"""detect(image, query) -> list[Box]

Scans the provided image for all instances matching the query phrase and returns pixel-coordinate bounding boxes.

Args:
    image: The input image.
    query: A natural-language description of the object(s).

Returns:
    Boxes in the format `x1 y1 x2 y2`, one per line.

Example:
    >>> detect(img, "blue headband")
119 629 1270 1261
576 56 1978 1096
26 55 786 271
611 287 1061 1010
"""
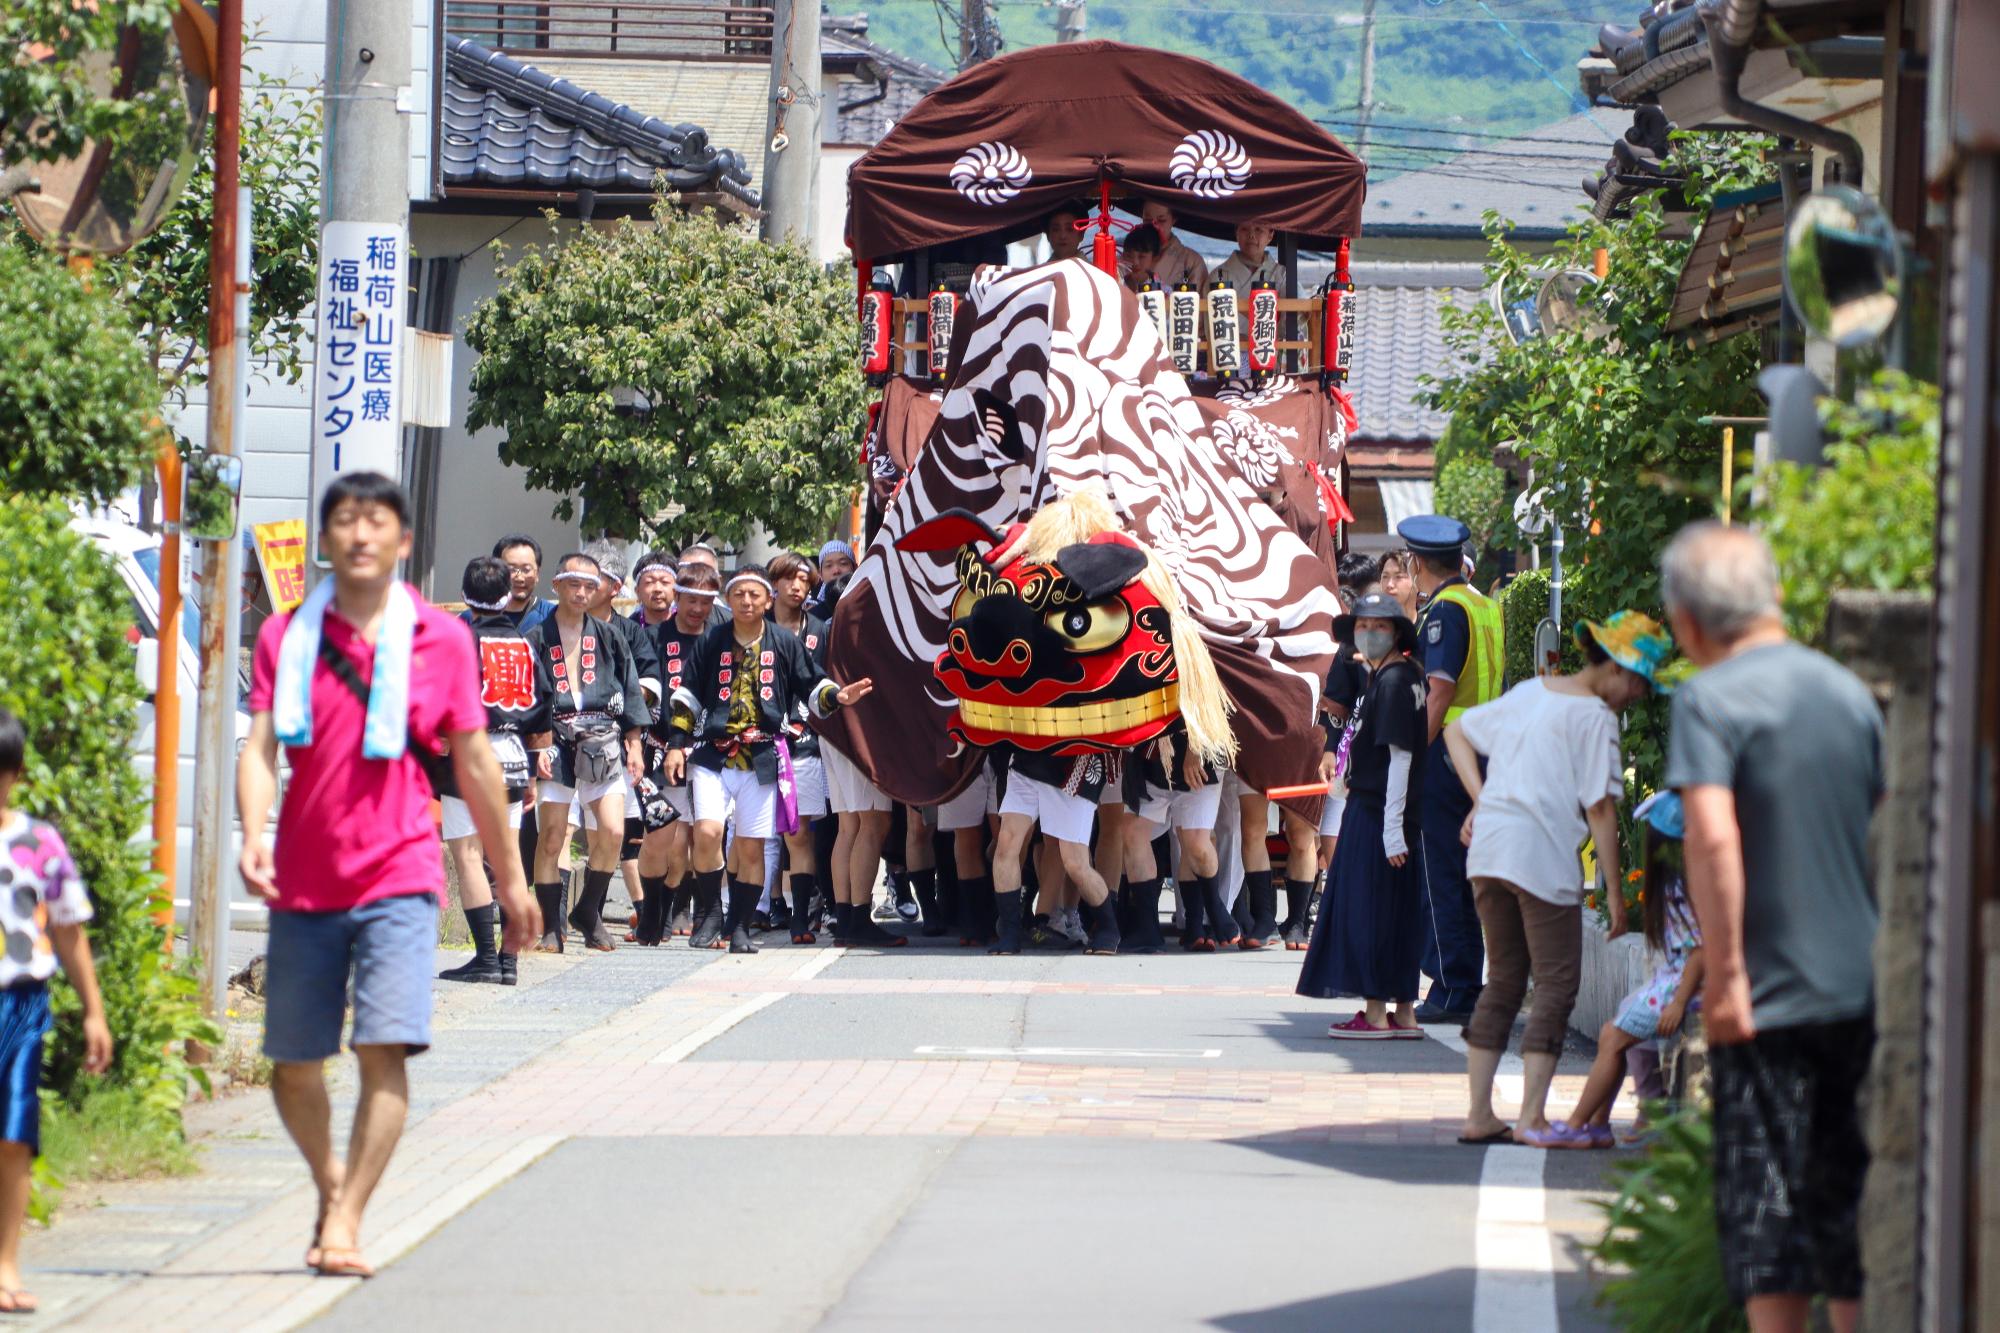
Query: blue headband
819 540 855 565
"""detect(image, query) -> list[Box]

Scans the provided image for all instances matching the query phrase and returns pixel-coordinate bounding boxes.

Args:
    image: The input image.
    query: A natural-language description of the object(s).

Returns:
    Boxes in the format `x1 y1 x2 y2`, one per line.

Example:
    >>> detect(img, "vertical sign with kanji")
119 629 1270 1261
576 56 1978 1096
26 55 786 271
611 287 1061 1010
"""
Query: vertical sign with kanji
308 221 405 562
251 519 309 611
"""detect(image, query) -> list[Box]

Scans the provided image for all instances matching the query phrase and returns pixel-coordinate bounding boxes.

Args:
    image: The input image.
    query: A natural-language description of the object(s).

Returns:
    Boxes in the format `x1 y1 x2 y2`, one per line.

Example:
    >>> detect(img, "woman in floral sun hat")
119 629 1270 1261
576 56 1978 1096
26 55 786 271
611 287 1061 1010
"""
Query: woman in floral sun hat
1440 609 1672 1146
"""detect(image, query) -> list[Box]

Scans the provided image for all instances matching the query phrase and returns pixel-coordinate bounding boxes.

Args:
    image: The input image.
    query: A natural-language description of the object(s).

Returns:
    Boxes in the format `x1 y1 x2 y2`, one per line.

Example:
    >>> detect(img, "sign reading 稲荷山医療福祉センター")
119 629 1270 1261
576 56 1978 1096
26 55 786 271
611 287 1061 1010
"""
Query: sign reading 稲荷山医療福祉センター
308 221 404 563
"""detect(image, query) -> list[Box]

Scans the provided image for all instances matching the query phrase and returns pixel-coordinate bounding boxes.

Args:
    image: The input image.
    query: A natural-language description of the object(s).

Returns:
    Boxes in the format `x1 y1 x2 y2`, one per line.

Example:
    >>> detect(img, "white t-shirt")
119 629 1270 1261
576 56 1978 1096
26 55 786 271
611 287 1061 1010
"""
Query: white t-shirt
1457 679 1624 906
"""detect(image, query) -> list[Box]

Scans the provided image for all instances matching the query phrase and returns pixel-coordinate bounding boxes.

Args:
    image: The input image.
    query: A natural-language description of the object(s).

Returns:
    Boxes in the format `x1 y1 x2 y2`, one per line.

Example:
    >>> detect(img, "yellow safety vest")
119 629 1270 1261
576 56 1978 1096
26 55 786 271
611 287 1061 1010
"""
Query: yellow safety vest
1424 582 1503 723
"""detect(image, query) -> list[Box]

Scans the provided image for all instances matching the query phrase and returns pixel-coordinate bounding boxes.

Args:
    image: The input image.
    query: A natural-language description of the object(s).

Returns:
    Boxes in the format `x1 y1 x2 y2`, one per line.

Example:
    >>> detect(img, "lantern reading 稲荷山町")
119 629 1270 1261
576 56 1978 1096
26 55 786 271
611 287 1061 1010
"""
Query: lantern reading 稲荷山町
860 288 892 375
1138 282 1168 344
929 285 958 381
1168 284 1199 375
1207 281 1242 376
1247 286 1279 373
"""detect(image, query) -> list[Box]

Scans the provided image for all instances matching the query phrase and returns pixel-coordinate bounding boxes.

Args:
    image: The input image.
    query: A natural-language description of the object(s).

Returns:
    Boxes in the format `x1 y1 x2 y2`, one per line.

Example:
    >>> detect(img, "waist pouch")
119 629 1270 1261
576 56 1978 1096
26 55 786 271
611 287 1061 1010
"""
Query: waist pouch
557 714 624 787
489 732 531 789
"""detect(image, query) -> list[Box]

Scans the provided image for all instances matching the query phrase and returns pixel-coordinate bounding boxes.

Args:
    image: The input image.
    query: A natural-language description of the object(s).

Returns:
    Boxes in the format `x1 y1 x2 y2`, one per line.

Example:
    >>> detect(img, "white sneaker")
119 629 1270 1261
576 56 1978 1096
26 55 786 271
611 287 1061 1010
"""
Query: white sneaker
1054 908 1086 944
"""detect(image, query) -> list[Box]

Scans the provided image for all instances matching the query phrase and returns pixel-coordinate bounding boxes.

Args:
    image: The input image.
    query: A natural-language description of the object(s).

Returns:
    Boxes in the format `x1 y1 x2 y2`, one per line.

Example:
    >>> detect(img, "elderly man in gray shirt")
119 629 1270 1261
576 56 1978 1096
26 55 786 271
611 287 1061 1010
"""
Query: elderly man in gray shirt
1661 521 1882 1333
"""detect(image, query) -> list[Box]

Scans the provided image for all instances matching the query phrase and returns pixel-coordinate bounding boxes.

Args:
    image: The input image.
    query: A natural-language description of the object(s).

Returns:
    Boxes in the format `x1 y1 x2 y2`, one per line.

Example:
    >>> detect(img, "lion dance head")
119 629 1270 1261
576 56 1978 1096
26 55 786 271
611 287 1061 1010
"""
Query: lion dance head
895 486 1236 768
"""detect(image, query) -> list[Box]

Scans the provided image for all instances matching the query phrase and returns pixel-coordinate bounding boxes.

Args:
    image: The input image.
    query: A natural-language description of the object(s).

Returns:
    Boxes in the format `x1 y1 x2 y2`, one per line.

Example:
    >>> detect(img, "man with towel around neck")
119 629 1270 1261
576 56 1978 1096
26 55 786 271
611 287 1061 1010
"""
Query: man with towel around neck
239 472 539 1278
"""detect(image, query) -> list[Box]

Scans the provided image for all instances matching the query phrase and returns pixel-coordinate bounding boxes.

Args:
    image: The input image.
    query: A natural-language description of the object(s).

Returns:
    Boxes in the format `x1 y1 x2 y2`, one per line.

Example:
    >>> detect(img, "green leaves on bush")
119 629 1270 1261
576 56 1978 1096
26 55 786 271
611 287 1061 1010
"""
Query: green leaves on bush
1590 1105 1744 1333
1755 370 1938 642
0 498 220 1136
0 241 163 505
464 207 870 548
1435 455 1510 578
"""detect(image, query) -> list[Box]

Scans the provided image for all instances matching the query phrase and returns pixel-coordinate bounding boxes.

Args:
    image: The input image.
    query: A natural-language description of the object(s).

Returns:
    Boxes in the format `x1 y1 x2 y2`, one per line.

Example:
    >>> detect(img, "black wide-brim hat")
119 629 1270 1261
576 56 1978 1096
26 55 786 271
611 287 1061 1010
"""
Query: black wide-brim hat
1334 592 1418 654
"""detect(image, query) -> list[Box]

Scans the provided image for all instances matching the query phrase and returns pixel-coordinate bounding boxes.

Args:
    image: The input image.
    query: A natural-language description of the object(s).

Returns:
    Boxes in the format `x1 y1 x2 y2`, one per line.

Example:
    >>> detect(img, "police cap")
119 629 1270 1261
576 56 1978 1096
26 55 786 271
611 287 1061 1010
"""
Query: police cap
1397 514 1471 560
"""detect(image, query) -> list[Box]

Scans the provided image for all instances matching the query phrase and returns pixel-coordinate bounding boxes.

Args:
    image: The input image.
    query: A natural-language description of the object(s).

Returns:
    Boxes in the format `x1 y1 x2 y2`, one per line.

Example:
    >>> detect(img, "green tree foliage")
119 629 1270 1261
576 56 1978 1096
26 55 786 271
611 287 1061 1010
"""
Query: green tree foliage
0 499 222 1139
1424 135 1774 826
465 208 871 548
102 64 321 400
0 0 181 171
1755 370 1938 642
0 240 161 505
1434 455 1510 569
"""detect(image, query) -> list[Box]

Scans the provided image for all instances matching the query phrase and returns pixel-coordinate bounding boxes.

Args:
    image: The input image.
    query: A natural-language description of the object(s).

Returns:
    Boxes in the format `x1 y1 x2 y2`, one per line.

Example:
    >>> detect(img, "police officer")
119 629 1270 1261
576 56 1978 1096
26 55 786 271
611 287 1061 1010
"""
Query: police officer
1397 515 1503 1023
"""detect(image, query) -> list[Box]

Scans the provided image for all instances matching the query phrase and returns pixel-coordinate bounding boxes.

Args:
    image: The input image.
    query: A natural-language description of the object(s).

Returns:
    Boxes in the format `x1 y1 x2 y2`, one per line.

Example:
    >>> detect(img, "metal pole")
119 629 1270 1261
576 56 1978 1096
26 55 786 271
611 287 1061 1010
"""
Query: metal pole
1549 524 1564 629
1722 425 1736 525
152 433 182 927
189 0 241 1022
1355 0 1378 161
759 0 820 249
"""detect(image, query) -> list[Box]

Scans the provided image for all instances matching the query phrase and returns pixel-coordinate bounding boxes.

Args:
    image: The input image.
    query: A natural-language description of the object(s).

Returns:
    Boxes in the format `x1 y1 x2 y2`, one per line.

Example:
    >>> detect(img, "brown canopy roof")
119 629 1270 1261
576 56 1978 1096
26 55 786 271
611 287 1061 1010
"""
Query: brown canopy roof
845 41 1367 262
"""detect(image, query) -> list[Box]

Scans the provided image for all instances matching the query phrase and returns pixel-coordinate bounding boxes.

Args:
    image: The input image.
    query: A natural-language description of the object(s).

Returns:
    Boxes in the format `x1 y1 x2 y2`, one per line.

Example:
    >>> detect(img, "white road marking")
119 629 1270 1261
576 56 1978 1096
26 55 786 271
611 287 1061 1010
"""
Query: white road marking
913 1045 1222 1059
1473 1145 1558 1332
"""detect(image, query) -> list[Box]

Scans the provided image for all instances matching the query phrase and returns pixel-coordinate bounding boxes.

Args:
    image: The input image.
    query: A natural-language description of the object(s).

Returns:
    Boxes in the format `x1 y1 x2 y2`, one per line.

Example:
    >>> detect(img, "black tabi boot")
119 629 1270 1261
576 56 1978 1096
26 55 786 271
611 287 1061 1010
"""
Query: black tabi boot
1083 895 1121 955
1231 874 1258 937
1280 877 1314 951
1119 876 1166 954
688 869 727 950
574 869 618 952
636 874 670 945
726 879 761 954
790 873 820 944
988 889 1025 955
926 870 957 938
669 882 693 937
833 901 856 944
1183 875 1217 952
1241 873 1283 949
957 874 992 946
1209 875 1244 947
910 869 940 936
559 869 575 942
440 903 504 982
769 885 792 933
495 903 518 984
849 902 910 948
533 883 565 953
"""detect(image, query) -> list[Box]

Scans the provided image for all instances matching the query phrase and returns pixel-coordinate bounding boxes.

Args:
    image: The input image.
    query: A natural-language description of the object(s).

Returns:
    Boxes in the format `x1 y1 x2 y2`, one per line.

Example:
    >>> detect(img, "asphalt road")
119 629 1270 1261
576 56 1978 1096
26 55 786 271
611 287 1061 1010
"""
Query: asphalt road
309 937 1620 1332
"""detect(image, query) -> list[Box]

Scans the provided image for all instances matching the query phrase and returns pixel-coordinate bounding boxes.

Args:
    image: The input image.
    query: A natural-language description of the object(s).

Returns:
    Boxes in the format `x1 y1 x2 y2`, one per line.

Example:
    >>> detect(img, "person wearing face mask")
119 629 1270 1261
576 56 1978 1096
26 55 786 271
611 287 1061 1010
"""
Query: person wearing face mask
1443 610 1669 1147
1295 593 1429 1038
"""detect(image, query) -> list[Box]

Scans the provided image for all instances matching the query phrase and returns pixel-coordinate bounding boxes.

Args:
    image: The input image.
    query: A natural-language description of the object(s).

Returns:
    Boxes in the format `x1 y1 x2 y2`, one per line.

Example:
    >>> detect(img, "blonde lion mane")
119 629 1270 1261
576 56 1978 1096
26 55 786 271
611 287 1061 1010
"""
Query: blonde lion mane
1016 485 1238 770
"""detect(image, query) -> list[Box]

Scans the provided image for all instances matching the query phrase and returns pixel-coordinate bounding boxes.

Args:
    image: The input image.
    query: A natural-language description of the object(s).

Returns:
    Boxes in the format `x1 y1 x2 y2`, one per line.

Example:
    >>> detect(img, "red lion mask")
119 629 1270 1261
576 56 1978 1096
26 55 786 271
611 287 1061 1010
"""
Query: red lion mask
895 510 1181 756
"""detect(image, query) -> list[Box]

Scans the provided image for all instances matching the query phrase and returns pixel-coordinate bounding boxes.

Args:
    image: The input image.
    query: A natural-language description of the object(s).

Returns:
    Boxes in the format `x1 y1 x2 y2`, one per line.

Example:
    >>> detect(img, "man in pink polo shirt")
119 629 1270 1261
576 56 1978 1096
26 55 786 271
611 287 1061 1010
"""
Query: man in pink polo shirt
238 472 537 1278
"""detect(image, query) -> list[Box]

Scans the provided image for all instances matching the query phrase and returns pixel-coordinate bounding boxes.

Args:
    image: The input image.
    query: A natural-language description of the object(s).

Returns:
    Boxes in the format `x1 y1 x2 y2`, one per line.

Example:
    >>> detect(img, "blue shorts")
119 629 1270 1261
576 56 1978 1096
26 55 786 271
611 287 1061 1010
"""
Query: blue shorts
264 892 439 1063
0 984 50 1154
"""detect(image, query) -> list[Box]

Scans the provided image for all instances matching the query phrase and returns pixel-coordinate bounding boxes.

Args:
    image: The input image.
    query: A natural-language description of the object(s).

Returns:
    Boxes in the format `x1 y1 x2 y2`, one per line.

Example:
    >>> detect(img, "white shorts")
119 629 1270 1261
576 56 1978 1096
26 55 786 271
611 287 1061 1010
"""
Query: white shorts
691 764 777 839
1318 793 1348 837
1135 781 1223 834
440 794 526 842
791 753 829 819
543 776 625 829
999 773 1097 846
1221 768 1255 804
823 744 891 815
937 767 996 831
662 782 692 822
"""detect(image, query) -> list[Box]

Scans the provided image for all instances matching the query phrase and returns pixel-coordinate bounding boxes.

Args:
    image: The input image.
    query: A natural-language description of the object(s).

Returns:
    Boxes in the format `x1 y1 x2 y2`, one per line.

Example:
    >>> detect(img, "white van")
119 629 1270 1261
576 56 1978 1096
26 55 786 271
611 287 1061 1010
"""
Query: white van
71 513 262 924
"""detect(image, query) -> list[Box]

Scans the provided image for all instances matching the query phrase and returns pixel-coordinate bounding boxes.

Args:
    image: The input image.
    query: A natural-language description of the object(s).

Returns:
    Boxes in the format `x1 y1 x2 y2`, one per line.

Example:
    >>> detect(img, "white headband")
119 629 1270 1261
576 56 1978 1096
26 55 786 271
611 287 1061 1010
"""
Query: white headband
463 593 510 611
725 571 773 596
553 570 602 588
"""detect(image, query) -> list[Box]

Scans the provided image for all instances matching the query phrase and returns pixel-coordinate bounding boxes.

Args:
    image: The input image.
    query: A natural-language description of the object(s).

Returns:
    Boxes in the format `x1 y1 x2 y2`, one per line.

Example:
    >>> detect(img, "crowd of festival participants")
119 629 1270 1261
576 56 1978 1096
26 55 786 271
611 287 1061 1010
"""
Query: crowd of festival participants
0 463 1877 1330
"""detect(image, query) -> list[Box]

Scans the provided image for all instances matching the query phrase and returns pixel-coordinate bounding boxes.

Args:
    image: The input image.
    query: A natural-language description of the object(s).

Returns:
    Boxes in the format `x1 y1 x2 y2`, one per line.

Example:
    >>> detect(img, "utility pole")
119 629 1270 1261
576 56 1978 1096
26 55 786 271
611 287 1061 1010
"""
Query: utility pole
961 0 999 69
759 0 821 249
188 0 243 1023
1054 0 1086 44
1355 0 1379 161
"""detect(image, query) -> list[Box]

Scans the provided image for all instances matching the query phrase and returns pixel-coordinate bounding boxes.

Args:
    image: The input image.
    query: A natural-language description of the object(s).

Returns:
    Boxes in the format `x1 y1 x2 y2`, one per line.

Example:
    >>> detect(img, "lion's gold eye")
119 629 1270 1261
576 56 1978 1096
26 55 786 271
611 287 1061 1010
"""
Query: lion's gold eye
952 585 980 620
1043 601 1131 653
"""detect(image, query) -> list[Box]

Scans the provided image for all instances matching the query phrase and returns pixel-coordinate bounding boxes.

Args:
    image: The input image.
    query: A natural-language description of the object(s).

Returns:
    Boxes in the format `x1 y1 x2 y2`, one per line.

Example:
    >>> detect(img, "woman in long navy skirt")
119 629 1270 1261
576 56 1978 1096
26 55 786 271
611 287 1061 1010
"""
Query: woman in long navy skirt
1296 593 1428 1039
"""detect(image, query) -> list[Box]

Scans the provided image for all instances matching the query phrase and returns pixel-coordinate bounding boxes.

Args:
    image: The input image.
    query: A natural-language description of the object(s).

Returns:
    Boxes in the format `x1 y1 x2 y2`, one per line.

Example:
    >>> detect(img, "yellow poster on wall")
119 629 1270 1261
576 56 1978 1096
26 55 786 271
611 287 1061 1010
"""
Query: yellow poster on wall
252 519 309 611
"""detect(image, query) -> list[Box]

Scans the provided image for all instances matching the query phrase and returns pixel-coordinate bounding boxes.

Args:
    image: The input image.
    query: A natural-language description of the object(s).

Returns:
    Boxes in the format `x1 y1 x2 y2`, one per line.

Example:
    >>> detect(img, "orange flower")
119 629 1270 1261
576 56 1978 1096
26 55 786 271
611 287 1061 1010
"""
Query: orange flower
1626 869 1643 883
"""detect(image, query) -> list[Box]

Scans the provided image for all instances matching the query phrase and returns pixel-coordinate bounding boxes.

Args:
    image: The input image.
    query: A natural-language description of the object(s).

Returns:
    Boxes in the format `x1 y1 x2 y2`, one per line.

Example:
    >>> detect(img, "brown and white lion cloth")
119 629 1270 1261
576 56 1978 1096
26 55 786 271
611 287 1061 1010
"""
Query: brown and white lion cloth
820 258 1340 810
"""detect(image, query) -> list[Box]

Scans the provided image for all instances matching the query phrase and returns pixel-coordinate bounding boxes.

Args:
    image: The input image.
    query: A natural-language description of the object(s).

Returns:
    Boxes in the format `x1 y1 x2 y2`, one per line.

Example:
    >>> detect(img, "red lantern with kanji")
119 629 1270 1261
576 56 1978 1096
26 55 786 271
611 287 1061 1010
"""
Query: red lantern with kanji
860 289 891 375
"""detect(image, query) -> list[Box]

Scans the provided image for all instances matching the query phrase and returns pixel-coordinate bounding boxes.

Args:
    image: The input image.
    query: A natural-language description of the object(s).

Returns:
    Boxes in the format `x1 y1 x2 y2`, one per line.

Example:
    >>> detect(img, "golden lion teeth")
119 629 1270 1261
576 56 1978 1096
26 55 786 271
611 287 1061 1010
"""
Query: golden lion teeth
957 683 1180 737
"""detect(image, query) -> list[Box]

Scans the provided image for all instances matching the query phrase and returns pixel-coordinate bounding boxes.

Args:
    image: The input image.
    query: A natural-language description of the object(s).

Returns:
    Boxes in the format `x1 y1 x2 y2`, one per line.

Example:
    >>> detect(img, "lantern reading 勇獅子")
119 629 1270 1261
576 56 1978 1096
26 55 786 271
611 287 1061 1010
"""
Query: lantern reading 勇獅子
860 289 892 375
1247 287 1279 374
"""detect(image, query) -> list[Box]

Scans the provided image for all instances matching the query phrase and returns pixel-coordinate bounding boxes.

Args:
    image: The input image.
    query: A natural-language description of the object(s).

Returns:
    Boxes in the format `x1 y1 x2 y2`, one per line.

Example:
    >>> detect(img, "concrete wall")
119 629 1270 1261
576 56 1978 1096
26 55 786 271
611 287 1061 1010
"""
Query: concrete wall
1824 590 1933 1333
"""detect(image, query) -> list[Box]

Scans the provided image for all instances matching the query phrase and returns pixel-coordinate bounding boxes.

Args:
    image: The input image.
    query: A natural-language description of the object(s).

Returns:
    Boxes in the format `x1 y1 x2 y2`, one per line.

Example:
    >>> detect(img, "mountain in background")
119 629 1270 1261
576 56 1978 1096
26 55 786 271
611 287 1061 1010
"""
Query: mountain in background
847 0 1616 178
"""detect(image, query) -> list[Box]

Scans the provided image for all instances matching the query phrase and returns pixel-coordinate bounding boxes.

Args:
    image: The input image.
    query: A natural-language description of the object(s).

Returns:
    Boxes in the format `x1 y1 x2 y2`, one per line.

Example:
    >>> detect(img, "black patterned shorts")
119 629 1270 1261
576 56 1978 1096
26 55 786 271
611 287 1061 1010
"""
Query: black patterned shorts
1710 1017 1874 1303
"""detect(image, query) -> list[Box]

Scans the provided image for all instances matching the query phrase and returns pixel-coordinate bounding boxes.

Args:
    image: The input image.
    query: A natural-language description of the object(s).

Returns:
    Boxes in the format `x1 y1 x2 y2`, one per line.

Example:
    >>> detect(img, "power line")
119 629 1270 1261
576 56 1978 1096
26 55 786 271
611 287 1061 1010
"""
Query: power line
1316 117 1618 146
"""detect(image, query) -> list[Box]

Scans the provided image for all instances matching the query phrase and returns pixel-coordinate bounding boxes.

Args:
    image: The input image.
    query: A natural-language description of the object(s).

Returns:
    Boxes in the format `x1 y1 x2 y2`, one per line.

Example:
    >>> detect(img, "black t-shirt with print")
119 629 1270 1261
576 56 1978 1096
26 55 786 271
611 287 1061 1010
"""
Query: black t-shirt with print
1340 655 1427 835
